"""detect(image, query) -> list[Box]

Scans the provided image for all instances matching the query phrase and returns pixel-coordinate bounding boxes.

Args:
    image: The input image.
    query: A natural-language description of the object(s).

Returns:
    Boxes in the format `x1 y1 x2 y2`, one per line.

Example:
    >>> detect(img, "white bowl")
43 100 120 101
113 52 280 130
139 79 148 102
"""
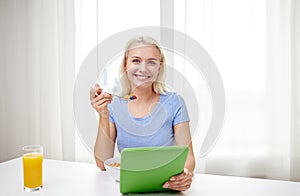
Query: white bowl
104 157 120 182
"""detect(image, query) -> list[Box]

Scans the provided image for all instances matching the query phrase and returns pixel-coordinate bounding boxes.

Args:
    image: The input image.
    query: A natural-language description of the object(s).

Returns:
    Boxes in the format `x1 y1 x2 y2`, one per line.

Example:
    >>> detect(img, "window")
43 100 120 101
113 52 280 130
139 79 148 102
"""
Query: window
74 0 161 162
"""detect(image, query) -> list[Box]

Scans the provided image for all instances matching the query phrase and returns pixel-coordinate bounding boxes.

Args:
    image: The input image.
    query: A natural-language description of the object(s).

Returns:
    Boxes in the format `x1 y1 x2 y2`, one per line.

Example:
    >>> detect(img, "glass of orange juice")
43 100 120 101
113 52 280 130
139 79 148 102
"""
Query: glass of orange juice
22 145 43 192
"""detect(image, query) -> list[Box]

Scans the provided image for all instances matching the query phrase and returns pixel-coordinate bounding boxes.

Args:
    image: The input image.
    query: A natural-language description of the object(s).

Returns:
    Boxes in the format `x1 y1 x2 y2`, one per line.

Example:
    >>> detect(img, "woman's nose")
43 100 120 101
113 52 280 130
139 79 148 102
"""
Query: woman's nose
138 62 147 71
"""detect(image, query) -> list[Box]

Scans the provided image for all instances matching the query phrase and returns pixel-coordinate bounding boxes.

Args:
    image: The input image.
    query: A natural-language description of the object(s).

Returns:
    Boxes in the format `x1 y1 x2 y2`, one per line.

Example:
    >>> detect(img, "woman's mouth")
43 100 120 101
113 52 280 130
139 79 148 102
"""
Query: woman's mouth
133 74 151 80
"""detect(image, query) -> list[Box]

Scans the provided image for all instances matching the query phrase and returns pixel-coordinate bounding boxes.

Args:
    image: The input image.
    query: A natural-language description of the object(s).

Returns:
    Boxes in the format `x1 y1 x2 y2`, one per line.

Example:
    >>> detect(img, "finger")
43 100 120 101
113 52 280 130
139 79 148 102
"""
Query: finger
100 93 112 98
94 98 112 107
170 169 192 181
166 178 192 190
167 172 193 187
93 91 111 99
167 176 192 187
170 176 192 186
90 86 102 99
163 176 190 187
92 97 112 107
91 93 108 103
90 87 96 99
169 183 191 191
96 101 111 112
93 94 112 104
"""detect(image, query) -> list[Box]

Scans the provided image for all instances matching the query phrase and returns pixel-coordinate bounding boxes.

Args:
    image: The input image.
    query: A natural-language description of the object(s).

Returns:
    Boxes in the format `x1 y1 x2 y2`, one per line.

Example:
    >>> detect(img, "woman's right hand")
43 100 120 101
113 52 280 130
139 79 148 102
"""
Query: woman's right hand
90 84 113 118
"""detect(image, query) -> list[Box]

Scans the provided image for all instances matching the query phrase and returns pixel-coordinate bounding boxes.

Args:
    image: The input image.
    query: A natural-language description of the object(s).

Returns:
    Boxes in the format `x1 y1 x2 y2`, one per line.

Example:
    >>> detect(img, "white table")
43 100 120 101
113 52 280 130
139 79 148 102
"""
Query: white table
1 158 300 196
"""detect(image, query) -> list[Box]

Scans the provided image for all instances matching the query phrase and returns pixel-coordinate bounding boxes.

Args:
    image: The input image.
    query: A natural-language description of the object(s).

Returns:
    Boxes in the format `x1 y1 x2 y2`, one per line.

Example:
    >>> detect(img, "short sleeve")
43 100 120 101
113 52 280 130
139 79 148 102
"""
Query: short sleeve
108 103 115 123
172 93 190 125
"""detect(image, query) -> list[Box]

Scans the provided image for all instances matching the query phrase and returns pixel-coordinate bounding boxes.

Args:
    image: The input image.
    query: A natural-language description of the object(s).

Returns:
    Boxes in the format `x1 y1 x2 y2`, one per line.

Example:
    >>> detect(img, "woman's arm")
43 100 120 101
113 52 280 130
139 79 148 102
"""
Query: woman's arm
163 122 195 191
174 122 195 172
94 120 116 170
90 84 116 170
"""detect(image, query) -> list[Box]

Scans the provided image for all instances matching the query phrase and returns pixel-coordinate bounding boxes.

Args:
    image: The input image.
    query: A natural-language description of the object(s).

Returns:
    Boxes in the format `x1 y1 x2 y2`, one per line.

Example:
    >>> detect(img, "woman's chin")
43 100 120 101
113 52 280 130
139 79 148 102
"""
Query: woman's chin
132 81 153 90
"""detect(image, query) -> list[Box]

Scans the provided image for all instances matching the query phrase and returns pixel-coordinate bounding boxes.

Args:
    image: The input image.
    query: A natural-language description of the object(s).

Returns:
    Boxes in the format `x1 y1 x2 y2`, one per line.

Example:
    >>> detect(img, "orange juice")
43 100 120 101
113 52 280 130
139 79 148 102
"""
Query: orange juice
22 153 43 189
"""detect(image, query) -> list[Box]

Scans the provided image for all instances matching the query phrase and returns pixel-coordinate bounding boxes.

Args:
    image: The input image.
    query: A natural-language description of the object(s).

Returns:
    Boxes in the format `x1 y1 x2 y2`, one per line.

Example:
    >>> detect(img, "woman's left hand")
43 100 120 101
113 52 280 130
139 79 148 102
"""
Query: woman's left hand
162 168 193 191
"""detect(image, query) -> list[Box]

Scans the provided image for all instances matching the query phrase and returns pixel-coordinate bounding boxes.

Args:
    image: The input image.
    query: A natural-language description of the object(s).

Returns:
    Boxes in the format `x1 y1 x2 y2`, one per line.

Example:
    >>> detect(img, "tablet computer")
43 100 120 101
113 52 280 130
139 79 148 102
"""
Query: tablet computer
119 146 189 194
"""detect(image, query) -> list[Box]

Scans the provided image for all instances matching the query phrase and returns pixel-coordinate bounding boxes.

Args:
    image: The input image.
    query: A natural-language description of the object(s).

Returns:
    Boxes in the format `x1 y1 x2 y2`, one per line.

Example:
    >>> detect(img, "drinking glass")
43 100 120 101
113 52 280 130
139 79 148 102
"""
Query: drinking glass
22 145 43 192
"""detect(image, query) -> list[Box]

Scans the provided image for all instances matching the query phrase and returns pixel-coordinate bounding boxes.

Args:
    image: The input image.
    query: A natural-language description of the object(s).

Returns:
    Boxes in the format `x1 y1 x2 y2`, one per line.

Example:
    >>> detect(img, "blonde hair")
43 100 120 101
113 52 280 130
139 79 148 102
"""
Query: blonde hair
119 36 167 96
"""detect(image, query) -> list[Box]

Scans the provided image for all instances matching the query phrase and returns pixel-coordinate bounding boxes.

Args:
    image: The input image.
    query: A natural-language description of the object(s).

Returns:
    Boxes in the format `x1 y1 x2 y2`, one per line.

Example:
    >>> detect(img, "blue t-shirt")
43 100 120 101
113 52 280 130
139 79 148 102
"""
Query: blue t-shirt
108 92 190 152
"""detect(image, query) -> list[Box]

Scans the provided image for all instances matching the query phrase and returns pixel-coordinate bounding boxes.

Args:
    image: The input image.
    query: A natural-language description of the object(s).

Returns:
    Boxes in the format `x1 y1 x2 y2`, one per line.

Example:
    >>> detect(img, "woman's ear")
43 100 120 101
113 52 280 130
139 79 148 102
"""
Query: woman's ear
124 62 127 71
122 56 127 71
158 62 162 73
155 64 161 79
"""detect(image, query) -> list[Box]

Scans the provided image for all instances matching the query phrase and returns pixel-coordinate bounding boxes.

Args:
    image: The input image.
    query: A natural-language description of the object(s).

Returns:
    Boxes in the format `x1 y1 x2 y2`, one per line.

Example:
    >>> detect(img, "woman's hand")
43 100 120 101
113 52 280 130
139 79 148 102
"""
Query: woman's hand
162 168 193 191
90 84 113 118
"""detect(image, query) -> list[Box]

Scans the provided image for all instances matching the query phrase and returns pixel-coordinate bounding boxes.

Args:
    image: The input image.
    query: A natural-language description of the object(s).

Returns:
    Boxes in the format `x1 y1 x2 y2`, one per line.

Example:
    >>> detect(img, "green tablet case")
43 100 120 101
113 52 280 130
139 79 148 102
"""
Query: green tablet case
119 146 189 194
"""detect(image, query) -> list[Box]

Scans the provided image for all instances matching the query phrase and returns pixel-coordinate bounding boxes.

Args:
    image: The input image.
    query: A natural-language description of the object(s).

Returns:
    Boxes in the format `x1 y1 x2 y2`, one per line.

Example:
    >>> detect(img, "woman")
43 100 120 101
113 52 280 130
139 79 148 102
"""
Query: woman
90 36 195 191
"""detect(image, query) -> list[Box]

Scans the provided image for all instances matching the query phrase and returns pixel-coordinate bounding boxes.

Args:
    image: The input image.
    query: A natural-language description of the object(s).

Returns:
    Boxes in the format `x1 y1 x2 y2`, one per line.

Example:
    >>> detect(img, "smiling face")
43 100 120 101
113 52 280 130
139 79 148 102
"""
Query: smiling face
125 44 161 91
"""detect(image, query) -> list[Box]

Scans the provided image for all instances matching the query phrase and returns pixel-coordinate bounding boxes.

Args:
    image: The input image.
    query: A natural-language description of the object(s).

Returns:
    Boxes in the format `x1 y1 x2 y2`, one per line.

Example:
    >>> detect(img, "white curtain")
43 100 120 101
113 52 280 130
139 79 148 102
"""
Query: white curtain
175 0 300 181
290 0 300 182
0 0 75 162
265 0 300 182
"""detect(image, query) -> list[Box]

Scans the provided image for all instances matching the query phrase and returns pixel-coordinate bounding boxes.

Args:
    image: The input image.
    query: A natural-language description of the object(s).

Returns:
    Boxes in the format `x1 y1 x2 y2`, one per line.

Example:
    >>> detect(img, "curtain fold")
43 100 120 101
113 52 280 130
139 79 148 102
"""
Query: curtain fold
266 0 300 181
0 0 75 162
265 0 292 180
290 0 300 182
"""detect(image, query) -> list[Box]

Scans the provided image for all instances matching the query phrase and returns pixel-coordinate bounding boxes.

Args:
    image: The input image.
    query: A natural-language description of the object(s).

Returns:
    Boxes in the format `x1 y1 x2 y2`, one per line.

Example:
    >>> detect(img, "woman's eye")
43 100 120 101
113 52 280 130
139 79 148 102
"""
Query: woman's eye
148 61 158 65
132 59 140 63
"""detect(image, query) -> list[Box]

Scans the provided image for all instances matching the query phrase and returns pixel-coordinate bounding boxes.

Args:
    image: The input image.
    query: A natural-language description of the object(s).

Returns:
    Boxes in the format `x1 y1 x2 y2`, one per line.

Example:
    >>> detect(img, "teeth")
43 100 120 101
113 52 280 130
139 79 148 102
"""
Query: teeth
134 74 151 79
